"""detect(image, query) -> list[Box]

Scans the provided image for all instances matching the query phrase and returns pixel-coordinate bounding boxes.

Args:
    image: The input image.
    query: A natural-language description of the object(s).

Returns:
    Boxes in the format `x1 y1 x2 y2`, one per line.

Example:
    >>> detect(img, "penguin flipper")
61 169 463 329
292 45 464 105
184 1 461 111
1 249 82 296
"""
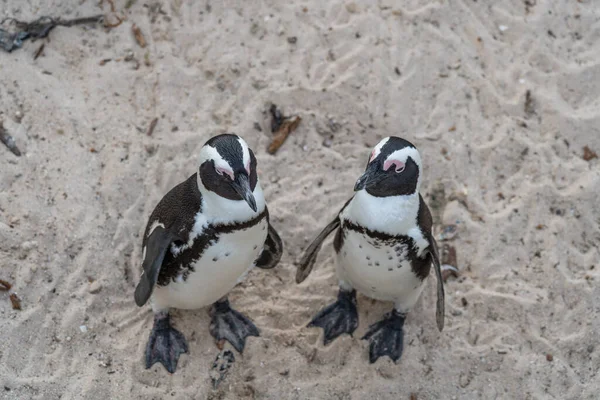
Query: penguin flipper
255 223 283 270
134 225 174 307
296 217 340 283
417 194 445 331
429 235 445 332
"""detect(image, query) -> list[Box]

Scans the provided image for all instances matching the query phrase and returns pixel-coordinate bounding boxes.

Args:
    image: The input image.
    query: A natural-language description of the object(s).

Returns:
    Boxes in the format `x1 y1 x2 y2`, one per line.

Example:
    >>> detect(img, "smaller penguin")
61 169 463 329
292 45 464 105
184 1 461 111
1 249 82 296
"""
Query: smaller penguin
135 134 282 373
296 136 444 363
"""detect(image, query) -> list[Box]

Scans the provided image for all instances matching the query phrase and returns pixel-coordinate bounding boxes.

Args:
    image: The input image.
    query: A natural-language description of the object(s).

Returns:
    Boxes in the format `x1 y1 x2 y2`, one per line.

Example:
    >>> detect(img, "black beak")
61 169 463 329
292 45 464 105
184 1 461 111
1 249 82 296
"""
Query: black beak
232 173 257 212
354 163 386 192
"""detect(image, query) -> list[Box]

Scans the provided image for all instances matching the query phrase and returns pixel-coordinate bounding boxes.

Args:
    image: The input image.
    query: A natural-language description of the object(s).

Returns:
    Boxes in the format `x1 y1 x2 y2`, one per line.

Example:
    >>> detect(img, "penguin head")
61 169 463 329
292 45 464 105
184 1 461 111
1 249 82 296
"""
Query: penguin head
354 136 422 197
198 134 258 211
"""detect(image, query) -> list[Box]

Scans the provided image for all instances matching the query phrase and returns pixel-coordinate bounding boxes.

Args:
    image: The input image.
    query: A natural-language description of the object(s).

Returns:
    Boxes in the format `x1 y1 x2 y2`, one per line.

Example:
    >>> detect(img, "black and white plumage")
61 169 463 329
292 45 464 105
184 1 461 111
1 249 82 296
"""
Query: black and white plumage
296 136 444 364
134 134 282 373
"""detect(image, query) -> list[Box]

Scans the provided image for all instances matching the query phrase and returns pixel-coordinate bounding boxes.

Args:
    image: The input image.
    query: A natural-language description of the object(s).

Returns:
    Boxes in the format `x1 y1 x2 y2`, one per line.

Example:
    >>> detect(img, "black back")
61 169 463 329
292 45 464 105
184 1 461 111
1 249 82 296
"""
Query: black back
142 174 202 249
135 174 202 305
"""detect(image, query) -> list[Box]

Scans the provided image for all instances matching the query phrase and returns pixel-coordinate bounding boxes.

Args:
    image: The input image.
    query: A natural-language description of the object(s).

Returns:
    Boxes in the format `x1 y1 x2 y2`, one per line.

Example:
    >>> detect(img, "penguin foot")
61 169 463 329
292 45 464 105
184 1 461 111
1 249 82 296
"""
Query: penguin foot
145 311 189 373
308 289 359 345
209 298 259 353
362 310 405 364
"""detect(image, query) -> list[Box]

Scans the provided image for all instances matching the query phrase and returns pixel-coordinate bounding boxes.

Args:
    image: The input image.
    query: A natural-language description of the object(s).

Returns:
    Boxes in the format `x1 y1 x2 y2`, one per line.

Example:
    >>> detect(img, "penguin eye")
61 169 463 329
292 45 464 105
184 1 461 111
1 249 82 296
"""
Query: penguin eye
383 160 405 173
215 166 234 179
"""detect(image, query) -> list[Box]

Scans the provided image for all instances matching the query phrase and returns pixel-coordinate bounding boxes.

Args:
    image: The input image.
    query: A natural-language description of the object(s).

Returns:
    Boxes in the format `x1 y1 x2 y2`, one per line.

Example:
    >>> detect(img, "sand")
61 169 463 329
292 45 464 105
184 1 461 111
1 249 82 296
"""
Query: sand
1 0 599 399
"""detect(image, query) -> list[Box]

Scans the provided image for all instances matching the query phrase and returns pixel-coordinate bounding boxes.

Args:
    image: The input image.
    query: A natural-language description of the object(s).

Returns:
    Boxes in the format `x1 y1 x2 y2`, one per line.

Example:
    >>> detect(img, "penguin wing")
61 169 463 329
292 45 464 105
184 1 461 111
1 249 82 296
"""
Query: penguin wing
428 234 445 332
296 198 353 284
418 194 445 331
134 225 175 307
255 221 283 270
296 217 340 284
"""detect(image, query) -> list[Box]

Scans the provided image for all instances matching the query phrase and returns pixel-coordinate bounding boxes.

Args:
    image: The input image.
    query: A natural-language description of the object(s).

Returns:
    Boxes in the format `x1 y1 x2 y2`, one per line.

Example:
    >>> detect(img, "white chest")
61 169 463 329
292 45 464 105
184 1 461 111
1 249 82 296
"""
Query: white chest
341 190 429 255
153 218 268 311
335 190 430 310
337 227 424 304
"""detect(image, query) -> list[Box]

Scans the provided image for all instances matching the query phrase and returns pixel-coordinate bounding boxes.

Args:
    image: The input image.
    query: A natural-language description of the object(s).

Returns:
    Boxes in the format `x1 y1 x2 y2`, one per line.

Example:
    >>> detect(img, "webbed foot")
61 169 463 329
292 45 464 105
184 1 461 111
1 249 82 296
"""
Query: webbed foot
362 310 405 364
145 311 189 373
308 289 359 345
209 298 259 353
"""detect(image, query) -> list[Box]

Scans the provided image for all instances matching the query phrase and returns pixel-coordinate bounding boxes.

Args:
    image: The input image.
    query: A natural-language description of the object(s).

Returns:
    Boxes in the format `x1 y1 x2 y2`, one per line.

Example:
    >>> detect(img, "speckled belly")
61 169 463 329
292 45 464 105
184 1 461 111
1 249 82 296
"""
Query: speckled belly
336 229 425 305
153 218 268 311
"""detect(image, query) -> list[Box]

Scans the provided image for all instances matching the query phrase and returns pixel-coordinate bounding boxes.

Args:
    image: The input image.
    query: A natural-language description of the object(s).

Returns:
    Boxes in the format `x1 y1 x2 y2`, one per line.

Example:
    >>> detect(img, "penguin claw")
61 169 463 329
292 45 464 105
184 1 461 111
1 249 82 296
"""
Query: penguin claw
209 299 259 353
308 289 359 345
362 310 405 364
145 312 189 373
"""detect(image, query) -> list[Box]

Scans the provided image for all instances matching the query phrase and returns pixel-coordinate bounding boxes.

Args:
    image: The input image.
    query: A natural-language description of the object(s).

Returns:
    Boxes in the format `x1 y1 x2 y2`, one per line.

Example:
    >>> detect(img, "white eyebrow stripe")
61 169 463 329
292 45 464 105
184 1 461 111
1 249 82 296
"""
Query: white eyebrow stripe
237 136 251 171
201 145 233 173
385 148 422 171
371 137 390 161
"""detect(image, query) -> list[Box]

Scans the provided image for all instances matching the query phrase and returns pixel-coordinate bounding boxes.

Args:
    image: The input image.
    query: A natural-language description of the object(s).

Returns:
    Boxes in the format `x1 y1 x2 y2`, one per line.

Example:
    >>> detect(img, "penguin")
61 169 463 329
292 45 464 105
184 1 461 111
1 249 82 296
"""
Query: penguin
134 133 283 373
296 136 444 364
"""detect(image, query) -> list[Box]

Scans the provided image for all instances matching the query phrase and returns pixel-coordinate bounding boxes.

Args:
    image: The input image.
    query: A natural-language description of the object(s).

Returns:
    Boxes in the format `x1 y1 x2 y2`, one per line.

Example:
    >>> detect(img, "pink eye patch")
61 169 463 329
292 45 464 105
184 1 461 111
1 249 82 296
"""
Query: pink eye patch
369 150 377 162
216 166 234 179
384 159 405 172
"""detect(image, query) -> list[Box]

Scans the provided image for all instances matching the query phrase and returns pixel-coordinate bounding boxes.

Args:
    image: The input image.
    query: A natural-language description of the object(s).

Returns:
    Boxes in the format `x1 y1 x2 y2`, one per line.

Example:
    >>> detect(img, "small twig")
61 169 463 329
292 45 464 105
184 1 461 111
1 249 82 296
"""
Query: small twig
146 118 158 136
267 116 301 154
132 23 146 47
0 279 12 291
0 120 21 156
9 293 21 310
57 15 104 27
583 146 598 161
33 42 44 59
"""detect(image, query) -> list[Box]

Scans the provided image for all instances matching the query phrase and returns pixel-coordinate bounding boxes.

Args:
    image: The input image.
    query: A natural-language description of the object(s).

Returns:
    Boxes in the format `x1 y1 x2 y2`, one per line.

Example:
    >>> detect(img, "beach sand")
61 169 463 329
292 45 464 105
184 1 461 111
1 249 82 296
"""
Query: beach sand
1 0 599 399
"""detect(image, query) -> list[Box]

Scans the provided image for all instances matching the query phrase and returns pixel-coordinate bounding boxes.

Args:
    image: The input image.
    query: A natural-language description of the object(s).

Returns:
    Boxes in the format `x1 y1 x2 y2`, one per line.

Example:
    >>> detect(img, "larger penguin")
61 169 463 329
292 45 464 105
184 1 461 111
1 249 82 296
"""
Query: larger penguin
296 136 444 363
135 134 282 373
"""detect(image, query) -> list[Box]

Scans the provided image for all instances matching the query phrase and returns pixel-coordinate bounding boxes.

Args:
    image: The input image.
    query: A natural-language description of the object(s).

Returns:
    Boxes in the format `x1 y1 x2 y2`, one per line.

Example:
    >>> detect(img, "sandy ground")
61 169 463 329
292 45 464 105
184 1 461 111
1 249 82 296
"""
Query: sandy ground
1 0 599 399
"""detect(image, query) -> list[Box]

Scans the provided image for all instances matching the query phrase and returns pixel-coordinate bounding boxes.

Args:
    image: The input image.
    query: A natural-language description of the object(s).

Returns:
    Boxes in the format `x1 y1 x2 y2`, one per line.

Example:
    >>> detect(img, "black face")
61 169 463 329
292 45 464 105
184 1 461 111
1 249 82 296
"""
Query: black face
354 137 420 198
199 134 258 211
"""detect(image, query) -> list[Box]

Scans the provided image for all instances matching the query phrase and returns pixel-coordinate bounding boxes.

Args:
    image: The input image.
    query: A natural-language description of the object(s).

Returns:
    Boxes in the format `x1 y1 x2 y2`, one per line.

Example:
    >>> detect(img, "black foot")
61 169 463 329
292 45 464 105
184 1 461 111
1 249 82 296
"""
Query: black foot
145 312 189 373
362 310 405 364
209 299 259 353
308 289 359 345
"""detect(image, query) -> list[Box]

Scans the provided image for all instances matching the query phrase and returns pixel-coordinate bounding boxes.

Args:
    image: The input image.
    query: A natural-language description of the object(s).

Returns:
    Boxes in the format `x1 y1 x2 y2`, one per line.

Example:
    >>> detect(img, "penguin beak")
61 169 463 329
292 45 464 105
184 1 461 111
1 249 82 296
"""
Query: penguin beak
354 163 386 191
232 173 257 212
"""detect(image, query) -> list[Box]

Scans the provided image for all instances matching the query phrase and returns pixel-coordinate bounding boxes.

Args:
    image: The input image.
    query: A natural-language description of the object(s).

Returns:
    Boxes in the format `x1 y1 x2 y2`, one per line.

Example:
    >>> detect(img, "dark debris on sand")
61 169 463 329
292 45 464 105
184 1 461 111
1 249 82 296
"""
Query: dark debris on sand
0 15 103 53
0 120 21 156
